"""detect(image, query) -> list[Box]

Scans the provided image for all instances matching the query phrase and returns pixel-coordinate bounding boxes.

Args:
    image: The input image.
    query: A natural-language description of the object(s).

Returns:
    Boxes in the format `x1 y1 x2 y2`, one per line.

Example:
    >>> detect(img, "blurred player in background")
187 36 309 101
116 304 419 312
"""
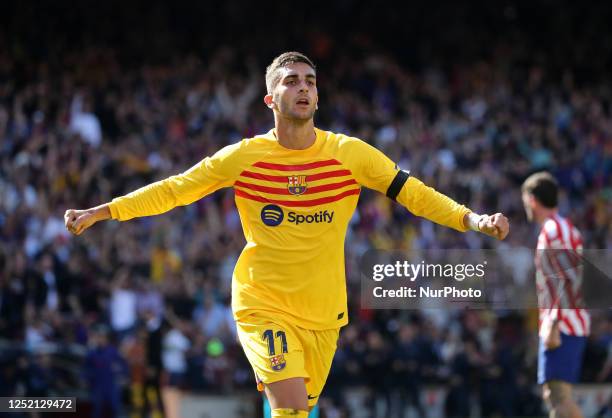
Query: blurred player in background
65 51 509 418
522 172 590 418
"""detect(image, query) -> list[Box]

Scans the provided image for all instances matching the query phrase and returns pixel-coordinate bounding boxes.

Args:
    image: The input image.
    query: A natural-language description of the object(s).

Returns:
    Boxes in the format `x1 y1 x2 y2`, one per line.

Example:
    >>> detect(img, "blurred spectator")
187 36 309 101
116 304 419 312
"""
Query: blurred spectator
19 354 54 398
193 292 235 342
69 93 102 148
391 323 425 417
125 325 163 418
83 324 128 418
363 330 392 417
136 278 164 321
109 268 138 342
161 317 191 418
143 310 165 418
24 313 52 352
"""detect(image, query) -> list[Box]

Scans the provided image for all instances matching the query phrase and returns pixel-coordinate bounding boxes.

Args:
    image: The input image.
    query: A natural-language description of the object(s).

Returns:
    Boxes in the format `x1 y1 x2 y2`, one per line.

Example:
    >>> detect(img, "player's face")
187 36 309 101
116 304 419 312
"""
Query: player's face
270 63 318 121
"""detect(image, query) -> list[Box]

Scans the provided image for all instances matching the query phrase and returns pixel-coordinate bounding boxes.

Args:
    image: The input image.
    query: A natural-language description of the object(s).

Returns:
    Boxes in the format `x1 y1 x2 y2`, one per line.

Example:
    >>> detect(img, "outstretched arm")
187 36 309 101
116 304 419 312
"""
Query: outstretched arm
342 136 509 240
64 141 243 236
64 168 216 236
398 175 508 240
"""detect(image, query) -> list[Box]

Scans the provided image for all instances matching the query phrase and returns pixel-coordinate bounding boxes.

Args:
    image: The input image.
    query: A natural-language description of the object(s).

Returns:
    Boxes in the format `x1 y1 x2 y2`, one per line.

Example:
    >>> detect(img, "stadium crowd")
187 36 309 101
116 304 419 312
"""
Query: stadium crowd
1 2 611 417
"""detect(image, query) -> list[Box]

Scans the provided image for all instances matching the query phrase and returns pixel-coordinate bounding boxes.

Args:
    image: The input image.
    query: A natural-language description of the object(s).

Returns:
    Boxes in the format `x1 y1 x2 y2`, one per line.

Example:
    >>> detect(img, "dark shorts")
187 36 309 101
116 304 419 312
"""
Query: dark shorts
538 332 586 385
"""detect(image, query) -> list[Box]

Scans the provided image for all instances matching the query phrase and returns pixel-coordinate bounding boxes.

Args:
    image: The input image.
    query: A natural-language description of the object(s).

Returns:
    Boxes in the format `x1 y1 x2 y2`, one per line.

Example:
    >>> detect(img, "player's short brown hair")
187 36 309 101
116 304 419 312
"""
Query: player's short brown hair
521 171 559 208
265 52 316 94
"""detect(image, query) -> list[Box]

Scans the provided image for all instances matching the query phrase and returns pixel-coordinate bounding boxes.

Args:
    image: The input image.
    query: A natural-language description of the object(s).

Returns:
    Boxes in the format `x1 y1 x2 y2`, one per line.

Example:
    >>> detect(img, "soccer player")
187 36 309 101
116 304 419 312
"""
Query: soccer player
65 52 509 418
522 172 589 418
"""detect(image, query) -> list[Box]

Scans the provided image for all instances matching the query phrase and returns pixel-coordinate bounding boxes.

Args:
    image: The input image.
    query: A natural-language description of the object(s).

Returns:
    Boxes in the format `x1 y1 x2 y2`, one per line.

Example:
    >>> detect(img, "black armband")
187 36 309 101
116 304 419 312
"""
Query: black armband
386 170 410 201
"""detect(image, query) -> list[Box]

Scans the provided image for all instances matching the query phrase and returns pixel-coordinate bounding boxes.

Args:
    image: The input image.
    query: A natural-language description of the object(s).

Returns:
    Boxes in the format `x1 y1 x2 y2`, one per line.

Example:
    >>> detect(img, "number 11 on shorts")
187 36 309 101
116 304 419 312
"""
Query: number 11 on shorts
262 329 288 355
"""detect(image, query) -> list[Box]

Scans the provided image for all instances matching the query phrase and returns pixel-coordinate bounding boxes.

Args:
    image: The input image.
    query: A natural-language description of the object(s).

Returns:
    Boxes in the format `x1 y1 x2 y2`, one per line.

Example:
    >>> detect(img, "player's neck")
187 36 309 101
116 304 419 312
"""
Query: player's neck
536 208 558 225
274 118 316 150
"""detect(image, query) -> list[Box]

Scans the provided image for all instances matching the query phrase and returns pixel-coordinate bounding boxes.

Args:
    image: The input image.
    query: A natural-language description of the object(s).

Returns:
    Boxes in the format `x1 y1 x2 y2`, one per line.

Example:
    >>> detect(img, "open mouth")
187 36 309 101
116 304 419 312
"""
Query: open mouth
296 98 310 105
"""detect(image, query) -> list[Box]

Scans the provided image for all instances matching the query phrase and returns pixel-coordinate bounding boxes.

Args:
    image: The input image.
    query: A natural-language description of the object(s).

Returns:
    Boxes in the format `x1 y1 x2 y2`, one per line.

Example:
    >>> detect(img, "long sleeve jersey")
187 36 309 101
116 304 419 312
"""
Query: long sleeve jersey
109 128 471 329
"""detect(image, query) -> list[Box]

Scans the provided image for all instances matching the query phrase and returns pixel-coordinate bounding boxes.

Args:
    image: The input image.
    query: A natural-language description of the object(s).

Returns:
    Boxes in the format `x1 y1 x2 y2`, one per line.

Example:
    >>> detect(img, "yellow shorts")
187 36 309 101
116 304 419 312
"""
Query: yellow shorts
236 312 339 407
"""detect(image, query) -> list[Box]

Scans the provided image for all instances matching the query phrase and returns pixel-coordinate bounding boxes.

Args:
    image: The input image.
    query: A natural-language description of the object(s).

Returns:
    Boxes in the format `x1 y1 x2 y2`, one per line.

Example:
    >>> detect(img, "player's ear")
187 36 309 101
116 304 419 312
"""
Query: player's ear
528 194 536 205
527 193 540 210
264 94 274 109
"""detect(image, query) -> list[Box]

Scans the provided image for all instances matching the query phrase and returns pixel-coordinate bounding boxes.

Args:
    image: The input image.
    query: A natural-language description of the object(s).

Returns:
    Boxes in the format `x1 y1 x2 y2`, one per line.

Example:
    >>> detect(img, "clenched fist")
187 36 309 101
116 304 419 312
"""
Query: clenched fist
64 205 111 235
477 213 509 240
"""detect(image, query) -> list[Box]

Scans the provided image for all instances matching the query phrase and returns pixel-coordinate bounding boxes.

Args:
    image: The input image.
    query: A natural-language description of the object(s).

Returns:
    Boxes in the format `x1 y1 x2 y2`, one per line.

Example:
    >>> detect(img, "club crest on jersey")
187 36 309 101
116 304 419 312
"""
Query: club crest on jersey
287 175 307 195
270 354 286 371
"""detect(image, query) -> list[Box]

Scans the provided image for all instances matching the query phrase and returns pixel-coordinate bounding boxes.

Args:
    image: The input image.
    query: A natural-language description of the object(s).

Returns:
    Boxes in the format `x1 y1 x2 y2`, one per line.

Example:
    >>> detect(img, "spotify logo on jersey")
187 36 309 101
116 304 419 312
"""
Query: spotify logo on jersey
261 204 284 226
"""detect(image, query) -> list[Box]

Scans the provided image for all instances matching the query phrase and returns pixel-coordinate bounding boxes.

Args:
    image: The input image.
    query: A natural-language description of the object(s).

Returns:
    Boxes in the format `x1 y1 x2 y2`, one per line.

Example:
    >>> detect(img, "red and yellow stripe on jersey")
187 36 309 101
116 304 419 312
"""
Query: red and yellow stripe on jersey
108 128 471 330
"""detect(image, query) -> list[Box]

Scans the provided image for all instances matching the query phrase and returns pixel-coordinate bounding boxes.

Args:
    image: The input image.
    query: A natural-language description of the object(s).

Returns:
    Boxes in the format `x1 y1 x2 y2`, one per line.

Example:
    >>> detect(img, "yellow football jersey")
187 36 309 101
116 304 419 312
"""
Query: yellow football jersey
108 128 471 329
